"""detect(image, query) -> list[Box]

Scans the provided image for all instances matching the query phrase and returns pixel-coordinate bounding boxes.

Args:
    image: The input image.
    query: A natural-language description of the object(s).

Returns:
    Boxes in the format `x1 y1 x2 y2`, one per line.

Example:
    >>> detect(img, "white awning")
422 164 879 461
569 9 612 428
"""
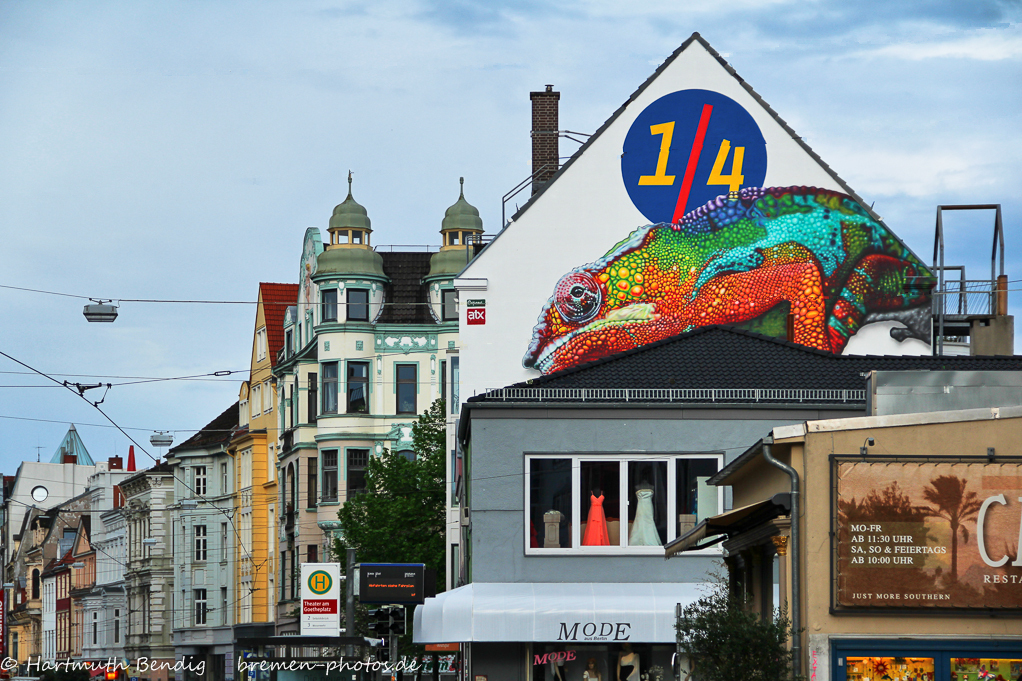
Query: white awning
413 582 705 644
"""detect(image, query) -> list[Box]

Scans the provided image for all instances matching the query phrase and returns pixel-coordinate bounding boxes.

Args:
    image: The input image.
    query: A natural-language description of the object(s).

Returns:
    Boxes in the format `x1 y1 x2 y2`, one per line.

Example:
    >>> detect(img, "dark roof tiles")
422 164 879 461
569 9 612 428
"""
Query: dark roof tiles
260 283 299 367
378 252 434 324
495 326 1022 393
170 402 239 452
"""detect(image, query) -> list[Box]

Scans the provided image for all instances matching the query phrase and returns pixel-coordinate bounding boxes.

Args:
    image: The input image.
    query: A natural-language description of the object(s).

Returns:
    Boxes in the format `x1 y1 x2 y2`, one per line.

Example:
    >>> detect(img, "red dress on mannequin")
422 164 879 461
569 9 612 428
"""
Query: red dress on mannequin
582 494 610 546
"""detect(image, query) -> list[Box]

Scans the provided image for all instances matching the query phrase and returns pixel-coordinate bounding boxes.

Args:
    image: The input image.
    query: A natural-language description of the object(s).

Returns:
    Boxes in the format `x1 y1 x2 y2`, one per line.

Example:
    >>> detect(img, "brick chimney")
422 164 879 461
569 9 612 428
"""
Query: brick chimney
109 456 123 470
531 84 560 195
62 453 76 464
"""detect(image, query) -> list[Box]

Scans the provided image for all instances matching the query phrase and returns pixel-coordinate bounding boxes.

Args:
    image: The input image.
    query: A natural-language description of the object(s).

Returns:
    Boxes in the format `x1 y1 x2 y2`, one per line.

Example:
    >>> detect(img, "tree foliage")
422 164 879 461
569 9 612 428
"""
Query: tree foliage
677 569 795 681
333 398 447 586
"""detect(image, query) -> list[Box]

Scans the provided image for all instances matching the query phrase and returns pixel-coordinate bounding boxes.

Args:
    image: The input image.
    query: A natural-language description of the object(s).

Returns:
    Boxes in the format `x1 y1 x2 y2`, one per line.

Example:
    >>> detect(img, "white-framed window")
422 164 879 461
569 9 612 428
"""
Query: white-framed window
221 462 228 494
524 453 722 555
194 466 207 496
194 525 207 561
240 447 253 490
263 380 272 413
256 327 267 361
251 384 262 419
194 588 207 625
221 522 228 562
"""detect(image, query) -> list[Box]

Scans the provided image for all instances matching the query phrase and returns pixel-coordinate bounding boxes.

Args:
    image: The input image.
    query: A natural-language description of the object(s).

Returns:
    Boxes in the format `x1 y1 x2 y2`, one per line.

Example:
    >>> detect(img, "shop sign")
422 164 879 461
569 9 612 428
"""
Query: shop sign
466 299 485 325
534 651 577 665
300 562 341 635
833 458 1022 610
556 621 631 642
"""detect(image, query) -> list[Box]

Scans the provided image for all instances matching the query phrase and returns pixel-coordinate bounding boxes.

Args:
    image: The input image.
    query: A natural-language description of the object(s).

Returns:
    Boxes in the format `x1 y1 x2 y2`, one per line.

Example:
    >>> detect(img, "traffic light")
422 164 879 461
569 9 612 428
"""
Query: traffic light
388 606 406 636
367 607 392 635
367 605 405 636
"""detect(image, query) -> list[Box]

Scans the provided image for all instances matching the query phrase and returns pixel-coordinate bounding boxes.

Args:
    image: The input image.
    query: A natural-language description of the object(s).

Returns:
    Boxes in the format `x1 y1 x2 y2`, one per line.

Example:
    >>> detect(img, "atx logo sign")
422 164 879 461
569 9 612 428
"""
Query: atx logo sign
308 570 332 594
466 298 486 325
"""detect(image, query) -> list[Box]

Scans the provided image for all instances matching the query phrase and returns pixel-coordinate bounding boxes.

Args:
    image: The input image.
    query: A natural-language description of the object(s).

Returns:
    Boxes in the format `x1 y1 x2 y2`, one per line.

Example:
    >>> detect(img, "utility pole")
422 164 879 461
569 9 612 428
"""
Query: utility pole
346 549 356 659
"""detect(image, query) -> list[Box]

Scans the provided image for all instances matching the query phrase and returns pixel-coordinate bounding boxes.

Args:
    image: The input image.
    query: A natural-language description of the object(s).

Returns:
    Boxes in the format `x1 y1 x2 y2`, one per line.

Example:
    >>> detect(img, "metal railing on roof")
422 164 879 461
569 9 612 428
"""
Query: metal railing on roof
479 387 866 403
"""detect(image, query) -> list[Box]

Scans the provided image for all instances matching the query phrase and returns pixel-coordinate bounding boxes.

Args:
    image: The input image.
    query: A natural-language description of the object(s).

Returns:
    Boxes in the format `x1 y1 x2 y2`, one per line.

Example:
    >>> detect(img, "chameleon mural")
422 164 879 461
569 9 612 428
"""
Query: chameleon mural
523 186 935 374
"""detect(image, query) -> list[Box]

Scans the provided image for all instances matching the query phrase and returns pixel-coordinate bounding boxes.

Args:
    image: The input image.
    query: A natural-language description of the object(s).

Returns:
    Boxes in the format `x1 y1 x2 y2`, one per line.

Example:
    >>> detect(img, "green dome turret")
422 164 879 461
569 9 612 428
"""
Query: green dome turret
441 177 483 235
316 246 386 278
328 172 373 247
431 177 484 277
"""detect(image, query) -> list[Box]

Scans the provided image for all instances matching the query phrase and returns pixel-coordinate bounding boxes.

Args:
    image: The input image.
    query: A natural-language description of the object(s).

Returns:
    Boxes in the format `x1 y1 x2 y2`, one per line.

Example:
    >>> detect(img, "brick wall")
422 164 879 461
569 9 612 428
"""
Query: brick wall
530 85 560 194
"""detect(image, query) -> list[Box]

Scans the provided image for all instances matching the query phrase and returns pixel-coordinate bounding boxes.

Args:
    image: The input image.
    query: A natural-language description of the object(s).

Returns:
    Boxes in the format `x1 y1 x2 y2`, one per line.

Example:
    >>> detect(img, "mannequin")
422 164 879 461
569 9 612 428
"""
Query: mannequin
582 487 610 546
583 657 602 681
629 480 661 546
617 643 639 681
550 652 566 681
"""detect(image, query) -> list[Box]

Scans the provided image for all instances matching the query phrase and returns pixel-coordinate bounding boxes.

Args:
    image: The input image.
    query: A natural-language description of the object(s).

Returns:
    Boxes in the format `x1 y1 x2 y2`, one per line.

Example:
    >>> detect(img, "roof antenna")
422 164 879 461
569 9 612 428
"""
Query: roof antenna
35 446 43 463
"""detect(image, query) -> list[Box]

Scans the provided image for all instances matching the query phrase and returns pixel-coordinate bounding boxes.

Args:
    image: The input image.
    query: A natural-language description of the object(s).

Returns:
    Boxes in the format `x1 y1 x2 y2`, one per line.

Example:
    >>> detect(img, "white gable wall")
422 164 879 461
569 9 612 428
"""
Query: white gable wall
459 37 928 401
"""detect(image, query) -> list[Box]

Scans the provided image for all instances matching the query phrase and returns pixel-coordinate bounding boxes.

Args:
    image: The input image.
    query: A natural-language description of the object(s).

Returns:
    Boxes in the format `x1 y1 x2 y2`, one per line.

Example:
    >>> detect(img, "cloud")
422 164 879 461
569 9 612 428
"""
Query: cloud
858 27 1022 61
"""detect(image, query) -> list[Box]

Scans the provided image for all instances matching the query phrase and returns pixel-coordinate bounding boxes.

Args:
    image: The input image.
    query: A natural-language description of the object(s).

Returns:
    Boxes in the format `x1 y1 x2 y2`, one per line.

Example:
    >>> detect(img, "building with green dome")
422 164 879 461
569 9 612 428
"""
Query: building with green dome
271 176 484 633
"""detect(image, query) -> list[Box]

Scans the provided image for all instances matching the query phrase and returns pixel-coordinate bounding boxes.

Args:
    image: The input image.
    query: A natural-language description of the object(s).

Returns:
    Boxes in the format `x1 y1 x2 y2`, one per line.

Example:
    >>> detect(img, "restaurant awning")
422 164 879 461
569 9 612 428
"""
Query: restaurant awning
663 493 791 558
413 582 705 644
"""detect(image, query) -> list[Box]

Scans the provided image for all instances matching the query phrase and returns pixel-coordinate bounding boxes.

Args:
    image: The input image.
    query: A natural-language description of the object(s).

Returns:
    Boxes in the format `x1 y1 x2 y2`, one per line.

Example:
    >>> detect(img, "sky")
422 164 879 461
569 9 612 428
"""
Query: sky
1 0 1020 472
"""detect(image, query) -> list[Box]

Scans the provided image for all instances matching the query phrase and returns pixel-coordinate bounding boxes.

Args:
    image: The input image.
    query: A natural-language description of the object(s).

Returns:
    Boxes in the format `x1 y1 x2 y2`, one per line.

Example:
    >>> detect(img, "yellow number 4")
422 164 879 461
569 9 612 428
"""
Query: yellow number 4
638 122 676 186
707 139 745 193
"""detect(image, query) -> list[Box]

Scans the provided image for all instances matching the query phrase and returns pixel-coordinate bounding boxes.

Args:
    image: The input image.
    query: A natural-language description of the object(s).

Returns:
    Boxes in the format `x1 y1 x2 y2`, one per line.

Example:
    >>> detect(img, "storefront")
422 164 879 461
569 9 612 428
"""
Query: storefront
415 582 700 681
828 639 1022 681
670 405 1022 681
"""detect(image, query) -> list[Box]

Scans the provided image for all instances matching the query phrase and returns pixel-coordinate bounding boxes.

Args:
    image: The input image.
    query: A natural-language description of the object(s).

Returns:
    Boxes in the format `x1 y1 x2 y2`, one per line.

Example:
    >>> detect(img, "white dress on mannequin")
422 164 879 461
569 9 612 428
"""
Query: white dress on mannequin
629 488 662 546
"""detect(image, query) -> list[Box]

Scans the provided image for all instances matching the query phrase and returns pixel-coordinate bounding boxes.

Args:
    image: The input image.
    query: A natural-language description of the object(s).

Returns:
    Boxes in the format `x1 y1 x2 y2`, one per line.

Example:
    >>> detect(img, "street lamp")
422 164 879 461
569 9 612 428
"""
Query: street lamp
150 431 173 448
83 300 118 322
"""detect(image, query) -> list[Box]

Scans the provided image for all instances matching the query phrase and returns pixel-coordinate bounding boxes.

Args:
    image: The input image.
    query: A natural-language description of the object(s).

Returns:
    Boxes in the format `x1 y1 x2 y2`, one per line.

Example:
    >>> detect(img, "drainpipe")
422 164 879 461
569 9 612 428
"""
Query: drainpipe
761 435 801 680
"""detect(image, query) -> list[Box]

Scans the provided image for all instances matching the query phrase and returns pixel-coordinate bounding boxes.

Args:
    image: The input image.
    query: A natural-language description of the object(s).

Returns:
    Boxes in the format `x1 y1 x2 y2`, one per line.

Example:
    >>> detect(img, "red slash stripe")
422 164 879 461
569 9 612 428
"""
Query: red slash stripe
672 103 713 223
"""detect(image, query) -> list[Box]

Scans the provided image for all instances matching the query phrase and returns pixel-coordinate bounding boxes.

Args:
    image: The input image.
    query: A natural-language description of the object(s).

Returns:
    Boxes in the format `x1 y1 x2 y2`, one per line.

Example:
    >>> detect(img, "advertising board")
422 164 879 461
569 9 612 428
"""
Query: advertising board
833 457 1022 610
300 562 341 635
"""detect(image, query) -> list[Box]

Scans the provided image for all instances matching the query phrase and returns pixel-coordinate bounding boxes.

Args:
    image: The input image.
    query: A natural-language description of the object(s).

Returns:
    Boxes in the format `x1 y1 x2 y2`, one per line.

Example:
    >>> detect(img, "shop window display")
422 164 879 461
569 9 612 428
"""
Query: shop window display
952 659 1021 681
526 455 720 553
846 658 934 681
532 644 676 681
528 459 572 549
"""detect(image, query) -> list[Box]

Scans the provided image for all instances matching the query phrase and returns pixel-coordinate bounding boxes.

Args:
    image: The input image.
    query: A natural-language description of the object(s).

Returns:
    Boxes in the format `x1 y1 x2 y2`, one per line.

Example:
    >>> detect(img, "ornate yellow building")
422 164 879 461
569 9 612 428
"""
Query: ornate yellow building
230 282 297 644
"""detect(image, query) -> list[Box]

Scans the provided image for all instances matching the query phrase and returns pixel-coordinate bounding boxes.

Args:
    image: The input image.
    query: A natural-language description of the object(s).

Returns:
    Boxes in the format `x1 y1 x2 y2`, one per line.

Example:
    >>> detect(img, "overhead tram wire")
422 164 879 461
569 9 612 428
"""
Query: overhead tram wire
6 494 265 632
0 348 266 572
0 283 449 307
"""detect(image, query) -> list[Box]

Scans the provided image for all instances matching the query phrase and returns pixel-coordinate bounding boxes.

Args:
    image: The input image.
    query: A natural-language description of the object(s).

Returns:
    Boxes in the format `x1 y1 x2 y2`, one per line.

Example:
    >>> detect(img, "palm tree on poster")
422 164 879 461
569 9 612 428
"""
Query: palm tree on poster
922 475 982 584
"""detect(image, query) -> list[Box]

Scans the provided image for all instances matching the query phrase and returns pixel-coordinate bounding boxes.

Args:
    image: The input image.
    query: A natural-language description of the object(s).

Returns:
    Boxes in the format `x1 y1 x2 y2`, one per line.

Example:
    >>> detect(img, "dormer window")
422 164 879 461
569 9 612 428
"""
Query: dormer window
442 290 458 321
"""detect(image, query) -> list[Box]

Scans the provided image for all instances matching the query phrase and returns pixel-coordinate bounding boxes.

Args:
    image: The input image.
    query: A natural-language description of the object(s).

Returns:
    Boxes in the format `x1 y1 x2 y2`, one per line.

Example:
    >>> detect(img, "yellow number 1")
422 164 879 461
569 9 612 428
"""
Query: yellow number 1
638 122 676 186
707 139 745 192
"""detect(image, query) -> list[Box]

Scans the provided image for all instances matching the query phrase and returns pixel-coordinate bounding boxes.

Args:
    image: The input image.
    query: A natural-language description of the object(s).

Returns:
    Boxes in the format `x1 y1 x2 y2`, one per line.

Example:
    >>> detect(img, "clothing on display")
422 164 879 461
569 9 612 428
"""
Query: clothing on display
550 657 566 681
618 652 640 681
628 487 662 546
582 493 610 546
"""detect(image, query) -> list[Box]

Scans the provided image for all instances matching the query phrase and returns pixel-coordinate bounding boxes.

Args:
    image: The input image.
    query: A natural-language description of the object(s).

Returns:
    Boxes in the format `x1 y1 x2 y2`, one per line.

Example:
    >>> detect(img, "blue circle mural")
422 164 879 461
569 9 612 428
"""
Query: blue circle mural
621 89 767 224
